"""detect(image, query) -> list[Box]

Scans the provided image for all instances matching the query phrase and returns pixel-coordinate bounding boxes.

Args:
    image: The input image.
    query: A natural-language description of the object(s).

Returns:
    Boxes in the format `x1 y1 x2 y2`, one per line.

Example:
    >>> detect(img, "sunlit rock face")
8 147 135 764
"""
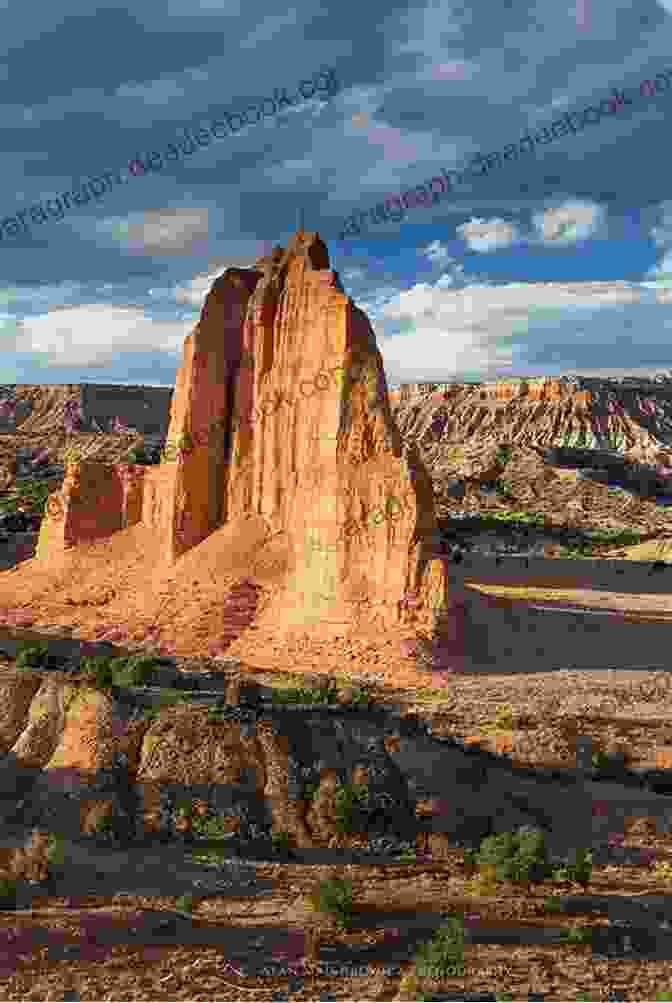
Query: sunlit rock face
36 229 449 644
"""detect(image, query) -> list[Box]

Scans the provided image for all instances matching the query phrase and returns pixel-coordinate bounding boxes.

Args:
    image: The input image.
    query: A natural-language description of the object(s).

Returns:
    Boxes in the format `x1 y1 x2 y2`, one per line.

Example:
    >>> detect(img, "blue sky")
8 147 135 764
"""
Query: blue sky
3 0 672 390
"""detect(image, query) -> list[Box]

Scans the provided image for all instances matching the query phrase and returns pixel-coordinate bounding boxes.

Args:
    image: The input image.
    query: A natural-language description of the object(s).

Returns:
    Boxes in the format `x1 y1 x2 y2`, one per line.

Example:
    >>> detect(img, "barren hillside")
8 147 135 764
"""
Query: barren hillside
391 381 672 552
0 385 169 493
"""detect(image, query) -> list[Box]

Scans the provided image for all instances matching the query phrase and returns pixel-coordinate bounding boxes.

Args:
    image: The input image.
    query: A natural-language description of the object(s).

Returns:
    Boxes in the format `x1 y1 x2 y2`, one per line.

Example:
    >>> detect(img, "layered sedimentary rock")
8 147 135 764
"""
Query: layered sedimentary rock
35 229 448 644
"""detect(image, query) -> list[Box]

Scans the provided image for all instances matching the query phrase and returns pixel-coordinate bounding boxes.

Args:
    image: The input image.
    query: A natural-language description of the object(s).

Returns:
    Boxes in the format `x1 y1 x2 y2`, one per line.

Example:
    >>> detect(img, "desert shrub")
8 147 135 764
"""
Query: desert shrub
94 814 115 835
80 653 160 690
496 444 514 465
191 812 234 840
591 750 611 770
549 847 592 888
653 860 672 881
465 862 498 896
480 702 515 733
0 877 17 908
314 877 354 929
126 446 149 465
271 831 292 853
559 925 592 945
474 826 550 885
495 478 515 499
110 654 160 687
397 845 418 862
334 783 369 834
1 479 51 516
413 914 465 978
175 893 195 913
80 655 116 689
349 684 371 704
15 641 50 669
45 833 66 869
271 681 339 705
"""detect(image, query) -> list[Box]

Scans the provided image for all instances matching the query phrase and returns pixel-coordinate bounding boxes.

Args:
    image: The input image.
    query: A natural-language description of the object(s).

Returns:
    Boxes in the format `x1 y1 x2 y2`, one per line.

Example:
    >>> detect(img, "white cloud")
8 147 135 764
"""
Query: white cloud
457 217 520 252
532 201 605 245
13 305 190 367
373 278 664 384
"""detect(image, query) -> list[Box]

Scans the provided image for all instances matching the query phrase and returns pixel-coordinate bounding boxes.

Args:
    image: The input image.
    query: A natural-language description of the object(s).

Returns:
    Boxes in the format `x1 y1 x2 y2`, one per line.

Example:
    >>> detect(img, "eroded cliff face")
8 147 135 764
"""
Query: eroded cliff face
32 230 447 646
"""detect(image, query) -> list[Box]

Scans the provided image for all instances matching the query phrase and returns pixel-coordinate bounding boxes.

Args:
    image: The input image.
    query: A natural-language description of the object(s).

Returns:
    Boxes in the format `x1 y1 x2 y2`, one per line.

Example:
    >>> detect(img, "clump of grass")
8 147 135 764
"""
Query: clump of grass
413 914 465 978
271 831 292 853
0 877 18 909
110 654 161 687
15 641 50 670
0 479 51 516
304 877 354 930
473 826 550 885
271 681 339 705
559 924 592 945
549 848 593 889
653 860 672 881
480 702 515 734
190 812 236 841
94 815 115 836
494 478 515 500
334 783 369 834
175 893 196 913
80 652 161 690
495 444 514 466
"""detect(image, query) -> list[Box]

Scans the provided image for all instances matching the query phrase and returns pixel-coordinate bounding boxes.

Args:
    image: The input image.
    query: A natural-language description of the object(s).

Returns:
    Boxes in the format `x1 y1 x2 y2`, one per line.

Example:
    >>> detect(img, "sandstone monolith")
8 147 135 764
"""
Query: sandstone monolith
36 228 452 646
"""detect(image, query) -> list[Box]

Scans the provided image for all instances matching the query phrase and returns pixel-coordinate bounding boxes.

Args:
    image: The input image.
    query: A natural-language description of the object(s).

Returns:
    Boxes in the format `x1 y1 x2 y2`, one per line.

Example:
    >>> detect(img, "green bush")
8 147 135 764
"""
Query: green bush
349 685 371 704
46 833 66 869
80 653 161 690
494 478 515 499
271 831 292 853
191 812 234 840
397 846 418 862
316 877 354 930
496 444 514 465
591 750 611 770
95 814 115 835
475 826 550 884
110 654 160 687
543 896 563 913
413 914 465 978
80 654 116 689
1 479 51 516
303 783 319 801
549 848 592 888
559 925 592 945
0 877 18 909
175 893 195 913
15 641 50 669
271 682 339 705
334 783 369 834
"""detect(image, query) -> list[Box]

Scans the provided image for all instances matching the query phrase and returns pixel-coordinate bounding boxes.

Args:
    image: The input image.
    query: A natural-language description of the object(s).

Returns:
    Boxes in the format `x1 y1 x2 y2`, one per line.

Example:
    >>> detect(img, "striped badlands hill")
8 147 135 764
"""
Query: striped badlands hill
391 379 672 546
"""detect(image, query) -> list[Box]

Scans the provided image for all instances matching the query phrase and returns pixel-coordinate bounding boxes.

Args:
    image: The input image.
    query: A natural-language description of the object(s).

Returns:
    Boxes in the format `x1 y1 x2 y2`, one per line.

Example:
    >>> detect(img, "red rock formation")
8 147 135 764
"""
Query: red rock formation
35 229 449 646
